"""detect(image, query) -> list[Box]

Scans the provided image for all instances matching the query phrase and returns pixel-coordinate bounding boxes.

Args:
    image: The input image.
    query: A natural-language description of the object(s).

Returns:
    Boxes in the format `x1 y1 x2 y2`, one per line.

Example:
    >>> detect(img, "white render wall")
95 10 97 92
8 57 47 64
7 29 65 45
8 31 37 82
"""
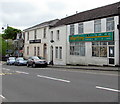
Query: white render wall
48 25 67 65
23 25 67 65
67 16 119 66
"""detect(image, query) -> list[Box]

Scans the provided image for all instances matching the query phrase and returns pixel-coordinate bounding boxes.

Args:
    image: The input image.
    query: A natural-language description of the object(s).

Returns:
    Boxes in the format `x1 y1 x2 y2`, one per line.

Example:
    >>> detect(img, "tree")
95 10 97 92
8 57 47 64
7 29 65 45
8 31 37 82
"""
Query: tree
2 26 21 40
0 35 7 56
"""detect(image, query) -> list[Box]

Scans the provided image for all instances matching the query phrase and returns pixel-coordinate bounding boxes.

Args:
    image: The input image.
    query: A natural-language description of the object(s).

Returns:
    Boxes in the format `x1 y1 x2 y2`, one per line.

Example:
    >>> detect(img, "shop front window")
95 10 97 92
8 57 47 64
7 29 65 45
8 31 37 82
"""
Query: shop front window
70 42 85 56
92 42 107 57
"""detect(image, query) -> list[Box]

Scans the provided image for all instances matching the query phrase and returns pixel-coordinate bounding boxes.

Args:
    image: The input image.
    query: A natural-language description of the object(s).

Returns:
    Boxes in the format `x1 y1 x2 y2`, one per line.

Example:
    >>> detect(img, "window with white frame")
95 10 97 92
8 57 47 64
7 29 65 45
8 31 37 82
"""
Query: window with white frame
78 23 83 34
94 19 101 33
55 47 58 59
70 24 74 35
106 17 114 31
37 47 40 56
59 47 62 59
92 42 107 57
55 46 62 59
34 47 36 56
56 30 60 40
27 32 29 41
70 42 85 56
51 31 53 40
27 46 29 55
34 30 37 40
43 28 46 38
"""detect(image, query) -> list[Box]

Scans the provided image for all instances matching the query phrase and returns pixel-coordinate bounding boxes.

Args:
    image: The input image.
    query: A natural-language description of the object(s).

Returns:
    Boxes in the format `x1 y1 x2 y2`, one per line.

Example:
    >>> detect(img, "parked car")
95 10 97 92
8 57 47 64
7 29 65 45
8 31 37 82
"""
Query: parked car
27 56 47 68
6 57 16 65
14 57 27 66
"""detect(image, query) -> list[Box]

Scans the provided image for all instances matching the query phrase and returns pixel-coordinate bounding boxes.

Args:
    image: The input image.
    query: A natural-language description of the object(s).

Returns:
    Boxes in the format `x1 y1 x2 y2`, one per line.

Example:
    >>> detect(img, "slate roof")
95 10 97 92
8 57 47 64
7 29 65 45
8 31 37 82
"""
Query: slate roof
24 19 59 31
54 2 120 27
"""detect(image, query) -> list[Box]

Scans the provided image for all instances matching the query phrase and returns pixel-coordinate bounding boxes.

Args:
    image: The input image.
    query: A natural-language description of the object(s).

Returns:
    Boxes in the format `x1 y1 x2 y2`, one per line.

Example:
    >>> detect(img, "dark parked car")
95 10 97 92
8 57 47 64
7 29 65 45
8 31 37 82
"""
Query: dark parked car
6 57 16 65
27 56 47 68
14 57 27 66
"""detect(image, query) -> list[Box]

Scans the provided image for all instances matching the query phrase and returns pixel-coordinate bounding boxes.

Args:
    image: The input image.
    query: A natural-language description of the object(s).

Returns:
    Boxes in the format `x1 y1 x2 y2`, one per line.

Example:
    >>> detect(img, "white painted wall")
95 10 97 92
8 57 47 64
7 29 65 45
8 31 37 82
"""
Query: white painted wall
48 25 67 65
67 16 119 66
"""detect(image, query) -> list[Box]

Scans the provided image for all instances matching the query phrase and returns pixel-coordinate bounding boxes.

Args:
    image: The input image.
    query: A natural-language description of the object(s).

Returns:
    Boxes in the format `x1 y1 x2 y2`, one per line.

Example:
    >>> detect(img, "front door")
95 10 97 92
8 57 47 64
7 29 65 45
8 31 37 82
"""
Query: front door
108 45 115 65
43 44 47 59
50 46 53 63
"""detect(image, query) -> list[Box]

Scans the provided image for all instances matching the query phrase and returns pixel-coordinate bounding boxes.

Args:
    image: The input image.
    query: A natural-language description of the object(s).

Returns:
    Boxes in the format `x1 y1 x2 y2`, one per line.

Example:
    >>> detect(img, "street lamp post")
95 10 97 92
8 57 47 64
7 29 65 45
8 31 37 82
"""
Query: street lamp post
50 40 54 65
5 40 8 57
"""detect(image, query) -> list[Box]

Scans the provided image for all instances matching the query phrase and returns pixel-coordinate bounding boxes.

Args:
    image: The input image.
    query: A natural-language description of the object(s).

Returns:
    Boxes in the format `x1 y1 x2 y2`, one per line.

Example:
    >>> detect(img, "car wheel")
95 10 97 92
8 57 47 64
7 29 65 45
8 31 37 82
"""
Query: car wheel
27 63 29 67
32 63 36 68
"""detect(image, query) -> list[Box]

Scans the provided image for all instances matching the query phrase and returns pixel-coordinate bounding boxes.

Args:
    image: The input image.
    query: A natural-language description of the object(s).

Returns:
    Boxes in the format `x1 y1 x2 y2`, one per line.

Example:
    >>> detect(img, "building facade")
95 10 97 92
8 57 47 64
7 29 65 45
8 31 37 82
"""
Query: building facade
23 2 120 66
23 19 59 62
65 2 120 66
67 16 119 66
48 25 67 65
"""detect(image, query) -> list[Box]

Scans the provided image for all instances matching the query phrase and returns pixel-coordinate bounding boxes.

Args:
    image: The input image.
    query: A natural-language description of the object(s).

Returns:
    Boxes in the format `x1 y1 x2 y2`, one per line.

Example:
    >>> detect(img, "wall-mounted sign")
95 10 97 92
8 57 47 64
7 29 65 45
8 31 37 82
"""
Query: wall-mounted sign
29 39 41 44
69 32 114 42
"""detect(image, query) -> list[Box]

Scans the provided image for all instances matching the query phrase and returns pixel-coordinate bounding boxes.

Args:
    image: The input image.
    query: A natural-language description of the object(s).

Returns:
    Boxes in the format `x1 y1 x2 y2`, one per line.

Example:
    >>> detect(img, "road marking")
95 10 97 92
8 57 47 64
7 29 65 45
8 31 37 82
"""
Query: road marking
0 73 13 75
4 69 10 71
0 95 5 99
2 68 10 71
16 71 29 75
96 86 120 92
0 73 5 75
37 75 70 83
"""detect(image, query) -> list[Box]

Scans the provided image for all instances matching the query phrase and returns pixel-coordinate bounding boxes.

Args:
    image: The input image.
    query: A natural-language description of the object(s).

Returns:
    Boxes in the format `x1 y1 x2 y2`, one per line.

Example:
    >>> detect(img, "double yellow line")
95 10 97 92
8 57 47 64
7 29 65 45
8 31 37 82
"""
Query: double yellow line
0 73 13 75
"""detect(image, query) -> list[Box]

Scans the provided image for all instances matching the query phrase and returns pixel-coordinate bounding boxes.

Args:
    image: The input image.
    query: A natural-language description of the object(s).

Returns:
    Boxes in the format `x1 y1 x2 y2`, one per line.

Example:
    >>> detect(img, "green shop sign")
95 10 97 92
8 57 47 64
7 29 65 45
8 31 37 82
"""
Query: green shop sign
69 32 114 42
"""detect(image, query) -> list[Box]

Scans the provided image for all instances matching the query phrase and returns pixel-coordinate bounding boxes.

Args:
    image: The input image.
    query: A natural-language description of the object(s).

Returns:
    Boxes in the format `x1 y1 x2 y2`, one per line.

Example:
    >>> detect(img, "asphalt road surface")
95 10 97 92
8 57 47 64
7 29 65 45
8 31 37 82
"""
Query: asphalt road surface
1 64 119 102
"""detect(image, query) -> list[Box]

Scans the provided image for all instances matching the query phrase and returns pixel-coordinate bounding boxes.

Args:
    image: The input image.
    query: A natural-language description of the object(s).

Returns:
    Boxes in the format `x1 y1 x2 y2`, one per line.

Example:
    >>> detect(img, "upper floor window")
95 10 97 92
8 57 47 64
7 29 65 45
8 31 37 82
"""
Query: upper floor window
51 31 53 40
34 30 37 40
94 19 101 33
78 23 83 34
43 28 46 38
106 17 114 31
56 30 60 40
70 24 74 35
27 32 29 41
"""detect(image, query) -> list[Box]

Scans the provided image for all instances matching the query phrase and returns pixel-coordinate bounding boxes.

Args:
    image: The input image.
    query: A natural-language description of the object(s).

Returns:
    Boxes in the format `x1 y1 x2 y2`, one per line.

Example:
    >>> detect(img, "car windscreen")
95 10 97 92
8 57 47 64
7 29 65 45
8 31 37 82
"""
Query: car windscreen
9 57 15 60
32 56 39 59
18 58 24 60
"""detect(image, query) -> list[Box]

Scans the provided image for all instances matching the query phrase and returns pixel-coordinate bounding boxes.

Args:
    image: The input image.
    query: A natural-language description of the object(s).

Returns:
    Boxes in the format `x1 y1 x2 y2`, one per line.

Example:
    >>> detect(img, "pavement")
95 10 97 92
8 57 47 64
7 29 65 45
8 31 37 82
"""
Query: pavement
1 61 119 71
48 64 120 71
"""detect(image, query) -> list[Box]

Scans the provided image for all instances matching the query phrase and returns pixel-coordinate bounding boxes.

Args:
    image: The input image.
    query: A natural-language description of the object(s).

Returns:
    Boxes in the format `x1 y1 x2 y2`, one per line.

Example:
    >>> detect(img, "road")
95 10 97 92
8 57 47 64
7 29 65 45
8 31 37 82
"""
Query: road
1 64 119 102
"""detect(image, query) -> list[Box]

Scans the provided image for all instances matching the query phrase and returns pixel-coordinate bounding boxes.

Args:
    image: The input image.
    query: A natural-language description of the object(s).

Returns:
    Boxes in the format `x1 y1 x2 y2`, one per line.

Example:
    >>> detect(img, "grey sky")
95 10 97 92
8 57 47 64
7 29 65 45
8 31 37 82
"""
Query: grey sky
0 0 119 33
